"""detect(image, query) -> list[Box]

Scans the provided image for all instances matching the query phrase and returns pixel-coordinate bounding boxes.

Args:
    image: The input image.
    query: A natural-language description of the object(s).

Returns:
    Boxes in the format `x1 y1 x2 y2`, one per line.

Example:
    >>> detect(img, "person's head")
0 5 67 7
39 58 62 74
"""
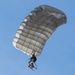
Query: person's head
32 54 35 57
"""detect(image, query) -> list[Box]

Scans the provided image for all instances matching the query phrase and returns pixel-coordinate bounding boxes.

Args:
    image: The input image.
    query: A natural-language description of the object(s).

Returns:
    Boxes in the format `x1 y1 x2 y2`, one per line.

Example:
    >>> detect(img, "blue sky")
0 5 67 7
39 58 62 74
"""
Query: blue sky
0 0 75 75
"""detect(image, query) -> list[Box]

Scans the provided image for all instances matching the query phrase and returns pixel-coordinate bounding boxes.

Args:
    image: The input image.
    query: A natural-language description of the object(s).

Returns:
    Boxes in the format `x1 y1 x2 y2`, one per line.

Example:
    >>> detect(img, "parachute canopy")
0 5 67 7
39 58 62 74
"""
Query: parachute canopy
13 5 67 56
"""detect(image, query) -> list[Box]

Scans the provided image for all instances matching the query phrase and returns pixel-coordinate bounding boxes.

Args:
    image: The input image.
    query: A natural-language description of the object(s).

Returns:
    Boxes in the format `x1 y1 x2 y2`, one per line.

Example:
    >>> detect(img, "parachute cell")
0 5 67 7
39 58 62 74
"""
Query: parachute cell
12 5 67 56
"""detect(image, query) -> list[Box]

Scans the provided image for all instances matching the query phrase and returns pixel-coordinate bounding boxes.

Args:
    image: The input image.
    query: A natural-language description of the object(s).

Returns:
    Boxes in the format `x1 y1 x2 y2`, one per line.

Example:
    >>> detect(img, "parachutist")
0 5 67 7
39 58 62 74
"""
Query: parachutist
28 54 37 70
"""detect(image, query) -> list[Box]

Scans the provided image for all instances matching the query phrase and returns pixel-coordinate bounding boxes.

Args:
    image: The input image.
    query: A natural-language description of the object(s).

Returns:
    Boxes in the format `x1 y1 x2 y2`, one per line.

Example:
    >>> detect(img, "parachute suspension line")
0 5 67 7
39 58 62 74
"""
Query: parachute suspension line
31 50 36 56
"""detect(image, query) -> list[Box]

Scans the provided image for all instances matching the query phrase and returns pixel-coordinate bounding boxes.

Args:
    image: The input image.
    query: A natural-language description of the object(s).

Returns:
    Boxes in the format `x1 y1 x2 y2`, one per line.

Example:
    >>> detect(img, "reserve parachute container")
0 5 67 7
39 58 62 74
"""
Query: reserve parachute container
12 5 67 56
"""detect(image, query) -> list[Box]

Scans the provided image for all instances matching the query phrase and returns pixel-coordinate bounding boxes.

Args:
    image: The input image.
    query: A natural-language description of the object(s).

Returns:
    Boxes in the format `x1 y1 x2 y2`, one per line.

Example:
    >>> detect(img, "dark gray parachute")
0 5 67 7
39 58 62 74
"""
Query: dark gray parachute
13 5 67 56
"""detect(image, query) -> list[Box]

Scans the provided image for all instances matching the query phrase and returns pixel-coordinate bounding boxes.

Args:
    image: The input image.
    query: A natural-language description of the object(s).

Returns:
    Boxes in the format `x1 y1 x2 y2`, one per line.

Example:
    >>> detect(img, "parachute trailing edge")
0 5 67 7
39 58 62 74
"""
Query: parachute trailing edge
12 5 67 56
